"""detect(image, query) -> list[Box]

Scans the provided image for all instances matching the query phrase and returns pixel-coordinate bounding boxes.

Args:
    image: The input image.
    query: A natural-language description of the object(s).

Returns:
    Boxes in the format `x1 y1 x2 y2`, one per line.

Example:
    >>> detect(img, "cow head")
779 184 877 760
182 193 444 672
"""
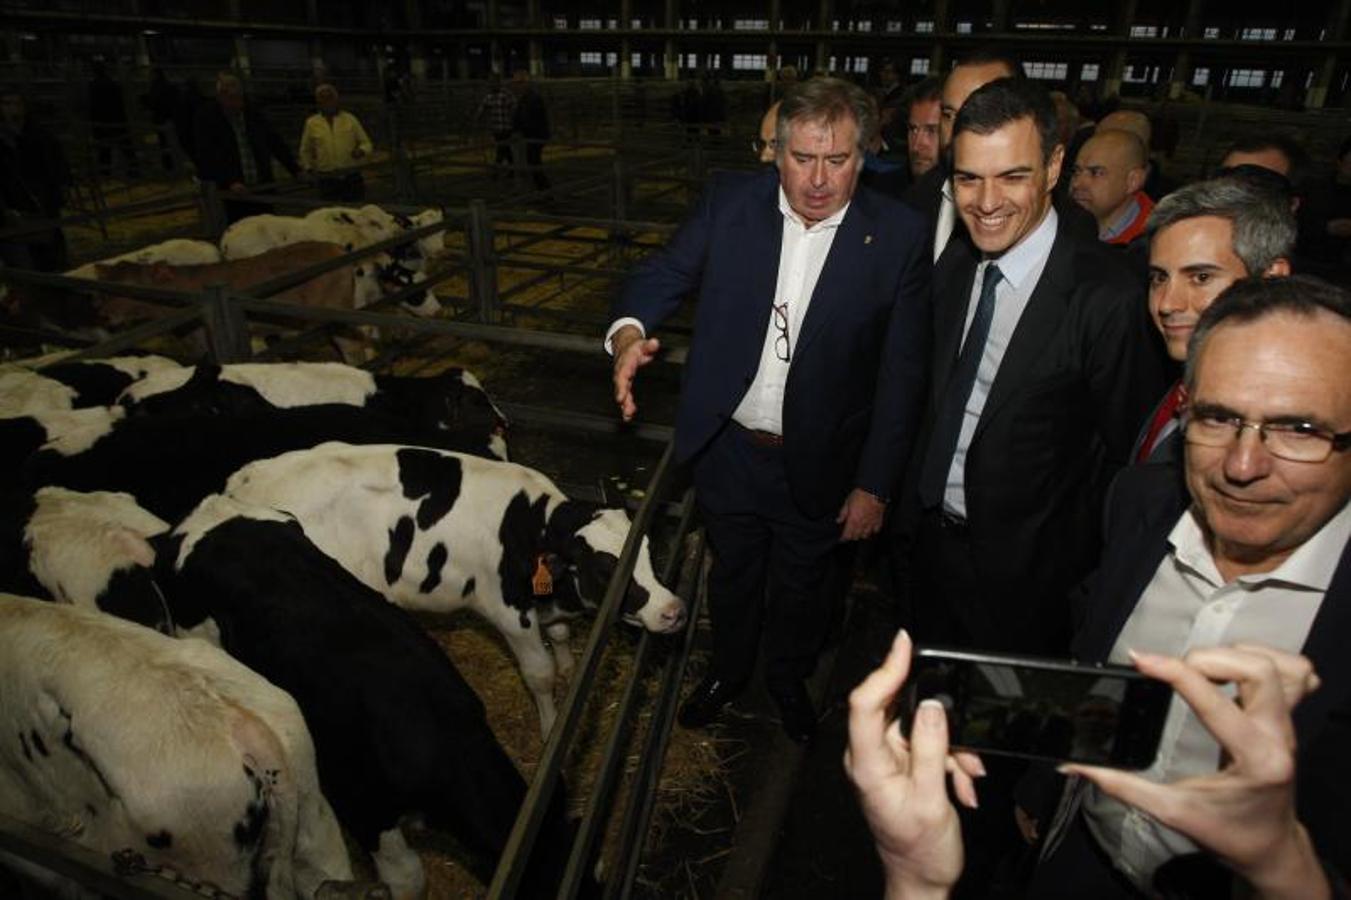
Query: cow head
540 501 685 633
376 260 440 316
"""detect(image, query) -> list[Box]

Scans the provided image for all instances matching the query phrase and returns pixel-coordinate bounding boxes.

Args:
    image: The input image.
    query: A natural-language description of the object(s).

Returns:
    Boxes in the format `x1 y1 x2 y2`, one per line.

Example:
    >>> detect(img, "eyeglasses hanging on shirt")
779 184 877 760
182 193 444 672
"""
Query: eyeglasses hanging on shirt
773 302 791 363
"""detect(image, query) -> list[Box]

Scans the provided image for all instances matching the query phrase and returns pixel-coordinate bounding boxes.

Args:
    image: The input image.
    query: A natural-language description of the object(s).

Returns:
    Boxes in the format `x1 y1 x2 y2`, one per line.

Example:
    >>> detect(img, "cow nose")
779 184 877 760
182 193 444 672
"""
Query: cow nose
660 600 686 632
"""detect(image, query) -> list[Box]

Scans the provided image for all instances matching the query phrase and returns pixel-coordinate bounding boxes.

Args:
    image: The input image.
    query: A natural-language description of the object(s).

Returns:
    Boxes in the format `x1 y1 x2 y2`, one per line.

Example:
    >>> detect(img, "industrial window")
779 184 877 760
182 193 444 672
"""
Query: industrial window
1090 23 1108 31
1227 68 1266 87
1024 61 1068 80
1130 25 1158 37
1081 63 1100 81
885 20 903 31
1123 65 1155 83
915 20 934 33
579 18 601 29
956 22 972 33
1284 28 1296 40
732 54 767 70
684 53 698 67
580 51 603 65
734 18 768 29
1240 27 1276 40
632 53 643 68
552 16 568 28
632 18 642 28
856 21 872 31
1204 27 1220 38
1270 70 1284 87
686 18 698 29
1192 67 1210 86
910 58 930 75
607 52 617 66
1018 22 1069 30
706 53 721 69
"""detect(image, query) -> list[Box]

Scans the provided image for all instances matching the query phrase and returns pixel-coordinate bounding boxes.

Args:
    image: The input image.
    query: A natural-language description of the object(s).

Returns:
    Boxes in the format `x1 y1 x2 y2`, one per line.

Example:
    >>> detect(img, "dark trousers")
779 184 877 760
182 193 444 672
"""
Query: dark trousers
491 130 514 173
523 139 550 192
694 424 842 688
317 173 365 202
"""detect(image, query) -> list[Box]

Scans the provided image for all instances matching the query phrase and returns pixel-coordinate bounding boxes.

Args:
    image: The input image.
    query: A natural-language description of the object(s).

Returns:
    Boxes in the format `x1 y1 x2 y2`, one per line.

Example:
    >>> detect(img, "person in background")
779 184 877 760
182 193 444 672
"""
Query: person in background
0 90 70 272
1070 129 1154 250
89 59 139 180
194 72 301 224
753 101 781 164
299 83 373 202
141 68 180 173
511 70 552 195
903 77 942 182
1297 135 1351 286
1096 109 1174 201
477 73 518 180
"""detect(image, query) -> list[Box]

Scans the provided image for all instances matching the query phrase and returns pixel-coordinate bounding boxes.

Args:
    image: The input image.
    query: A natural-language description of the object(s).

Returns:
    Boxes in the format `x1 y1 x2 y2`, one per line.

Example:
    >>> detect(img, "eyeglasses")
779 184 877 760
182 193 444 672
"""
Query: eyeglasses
1182 409 1351 463
773 302 791 363
751 137 778 155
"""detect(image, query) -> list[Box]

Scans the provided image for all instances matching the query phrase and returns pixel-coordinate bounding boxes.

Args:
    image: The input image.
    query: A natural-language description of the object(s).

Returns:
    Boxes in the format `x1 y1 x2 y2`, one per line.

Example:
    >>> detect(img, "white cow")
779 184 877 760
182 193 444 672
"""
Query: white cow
0 593 353 899
303 205 446 260
222 442 686 737
64 239 223 280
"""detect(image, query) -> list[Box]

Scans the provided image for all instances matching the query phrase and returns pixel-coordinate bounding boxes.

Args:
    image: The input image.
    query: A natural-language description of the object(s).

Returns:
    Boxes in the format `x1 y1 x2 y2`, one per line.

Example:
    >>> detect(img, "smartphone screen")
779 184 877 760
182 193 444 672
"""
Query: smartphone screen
898 647 1173 769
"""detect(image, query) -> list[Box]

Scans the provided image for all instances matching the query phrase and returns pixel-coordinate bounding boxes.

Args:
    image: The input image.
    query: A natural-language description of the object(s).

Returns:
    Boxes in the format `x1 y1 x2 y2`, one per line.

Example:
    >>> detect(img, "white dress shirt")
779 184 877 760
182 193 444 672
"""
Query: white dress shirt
933 178 957 263
1082 499 1350 892
606 188 849 437
942 208 1058 517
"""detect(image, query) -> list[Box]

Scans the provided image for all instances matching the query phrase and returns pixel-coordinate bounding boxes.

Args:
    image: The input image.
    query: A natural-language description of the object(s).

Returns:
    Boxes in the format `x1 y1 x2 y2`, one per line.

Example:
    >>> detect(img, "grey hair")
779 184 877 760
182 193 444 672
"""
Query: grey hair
1147 176 1296 275
774 76 878 158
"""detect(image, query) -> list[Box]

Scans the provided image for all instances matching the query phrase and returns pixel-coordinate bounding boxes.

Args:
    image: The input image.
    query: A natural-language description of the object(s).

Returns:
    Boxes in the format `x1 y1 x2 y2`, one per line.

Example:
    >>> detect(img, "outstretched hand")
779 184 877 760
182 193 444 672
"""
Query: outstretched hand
845 629 985 899
612 325 661 422
1062 645 1329 900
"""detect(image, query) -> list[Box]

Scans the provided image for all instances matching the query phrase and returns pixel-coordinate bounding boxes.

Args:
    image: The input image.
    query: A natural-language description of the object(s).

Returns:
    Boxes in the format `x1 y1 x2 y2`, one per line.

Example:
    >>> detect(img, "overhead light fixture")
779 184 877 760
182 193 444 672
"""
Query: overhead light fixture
142 28 160 35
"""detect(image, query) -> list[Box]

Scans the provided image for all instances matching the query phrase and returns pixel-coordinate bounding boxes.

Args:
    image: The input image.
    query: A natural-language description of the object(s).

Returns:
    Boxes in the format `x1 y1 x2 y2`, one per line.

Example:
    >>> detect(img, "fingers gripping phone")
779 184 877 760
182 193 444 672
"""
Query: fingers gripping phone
894 647 1173 769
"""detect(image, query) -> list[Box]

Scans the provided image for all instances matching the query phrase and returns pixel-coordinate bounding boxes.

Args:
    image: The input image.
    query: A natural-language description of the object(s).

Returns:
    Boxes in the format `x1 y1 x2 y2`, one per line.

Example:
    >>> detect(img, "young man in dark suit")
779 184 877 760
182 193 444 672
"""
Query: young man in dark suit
607 77 930 742
903 77 1166 659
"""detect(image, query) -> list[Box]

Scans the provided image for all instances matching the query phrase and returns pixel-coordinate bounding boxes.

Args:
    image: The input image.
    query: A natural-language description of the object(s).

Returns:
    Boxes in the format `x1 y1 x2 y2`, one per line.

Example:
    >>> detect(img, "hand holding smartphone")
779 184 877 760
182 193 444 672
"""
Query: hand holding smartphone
891 647 1173 769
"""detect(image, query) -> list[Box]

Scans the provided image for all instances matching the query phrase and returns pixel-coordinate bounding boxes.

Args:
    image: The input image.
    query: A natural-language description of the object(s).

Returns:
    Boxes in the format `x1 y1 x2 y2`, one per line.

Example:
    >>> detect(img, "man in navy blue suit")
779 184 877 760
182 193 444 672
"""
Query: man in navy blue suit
607 77 930 741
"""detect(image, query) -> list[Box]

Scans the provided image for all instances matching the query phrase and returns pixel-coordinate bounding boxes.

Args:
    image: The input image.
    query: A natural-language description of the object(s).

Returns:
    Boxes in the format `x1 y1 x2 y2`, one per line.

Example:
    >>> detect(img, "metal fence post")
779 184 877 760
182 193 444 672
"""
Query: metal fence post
199 181 227 240
200 283 251 363
467 200 500 324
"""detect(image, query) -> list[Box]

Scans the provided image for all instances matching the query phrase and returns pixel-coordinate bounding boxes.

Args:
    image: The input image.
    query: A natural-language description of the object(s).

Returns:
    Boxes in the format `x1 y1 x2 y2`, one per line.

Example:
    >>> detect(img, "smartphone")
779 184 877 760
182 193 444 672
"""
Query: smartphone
893 646 1173 769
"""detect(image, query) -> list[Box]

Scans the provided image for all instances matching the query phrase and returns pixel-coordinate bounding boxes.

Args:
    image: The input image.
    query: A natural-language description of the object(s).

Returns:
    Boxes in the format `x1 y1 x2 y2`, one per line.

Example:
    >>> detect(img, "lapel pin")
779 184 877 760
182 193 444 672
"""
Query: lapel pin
864 234 873 244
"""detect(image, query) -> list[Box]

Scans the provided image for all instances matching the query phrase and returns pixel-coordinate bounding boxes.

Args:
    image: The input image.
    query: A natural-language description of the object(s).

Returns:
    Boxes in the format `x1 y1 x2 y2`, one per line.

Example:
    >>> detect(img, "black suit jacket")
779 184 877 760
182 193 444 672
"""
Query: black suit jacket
193 102 299 190
905 217 1167 651
613 169 931 519
1067 464 1351 895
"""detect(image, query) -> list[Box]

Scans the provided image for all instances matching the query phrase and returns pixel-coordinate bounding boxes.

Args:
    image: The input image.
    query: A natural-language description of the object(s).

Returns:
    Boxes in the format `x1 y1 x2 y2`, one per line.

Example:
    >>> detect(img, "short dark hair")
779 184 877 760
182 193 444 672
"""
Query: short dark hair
1222 134 1309 185
904 76 943 113
952 77 1059 163
949 48 1025 81
1184 275 1351 390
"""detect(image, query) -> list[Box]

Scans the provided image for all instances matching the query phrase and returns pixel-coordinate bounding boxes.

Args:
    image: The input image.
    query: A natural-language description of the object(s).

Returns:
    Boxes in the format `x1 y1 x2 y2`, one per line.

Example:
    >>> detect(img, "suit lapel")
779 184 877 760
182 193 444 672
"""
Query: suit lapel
794 189 872 357
973 221 1074 442
1295 544 1351 740
730 177 785 354
931 236 979 399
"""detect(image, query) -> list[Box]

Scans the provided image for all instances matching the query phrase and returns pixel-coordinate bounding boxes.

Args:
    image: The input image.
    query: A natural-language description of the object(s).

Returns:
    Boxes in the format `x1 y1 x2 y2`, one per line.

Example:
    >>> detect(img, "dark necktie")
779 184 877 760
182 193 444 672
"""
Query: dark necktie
917 264 1003 510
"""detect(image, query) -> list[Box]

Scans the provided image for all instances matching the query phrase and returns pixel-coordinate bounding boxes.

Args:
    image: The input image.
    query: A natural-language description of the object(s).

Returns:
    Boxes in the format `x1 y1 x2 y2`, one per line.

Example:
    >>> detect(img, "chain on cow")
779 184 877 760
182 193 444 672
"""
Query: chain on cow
111 848 238 900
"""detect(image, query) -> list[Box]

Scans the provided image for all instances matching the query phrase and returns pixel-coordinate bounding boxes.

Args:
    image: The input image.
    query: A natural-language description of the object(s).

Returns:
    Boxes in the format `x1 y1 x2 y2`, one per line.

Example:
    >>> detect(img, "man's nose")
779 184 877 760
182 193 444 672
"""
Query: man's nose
1223 425 1274 483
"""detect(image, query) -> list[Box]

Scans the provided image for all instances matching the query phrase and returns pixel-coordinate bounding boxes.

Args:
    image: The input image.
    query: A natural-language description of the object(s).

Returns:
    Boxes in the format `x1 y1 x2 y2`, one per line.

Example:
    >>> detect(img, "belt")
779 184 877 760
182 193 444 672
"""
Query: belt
732 420 784 447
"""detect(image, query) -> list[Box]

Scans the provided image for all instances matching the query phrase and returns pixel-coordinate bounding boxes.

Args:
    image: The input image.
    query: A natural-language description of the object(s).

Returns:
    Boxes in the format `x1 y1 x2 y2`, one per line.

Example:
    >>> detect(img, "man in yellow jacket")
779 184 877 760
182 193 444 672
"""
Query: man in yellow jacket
299 83 373 201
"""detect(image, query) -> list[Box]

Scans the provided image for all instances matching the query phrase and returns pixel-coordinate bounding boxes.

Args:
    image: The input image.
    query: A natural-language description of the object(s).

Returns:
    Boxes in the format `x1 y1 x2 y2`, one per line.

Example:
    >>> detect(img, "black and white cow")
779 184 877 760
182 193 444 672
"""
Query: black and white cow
0 355 181 415
20 405 502 523
0 487 172 633
0 406 124 474
117 362 509 461
160 494 583 899
222 442 686 736
0 593 353 899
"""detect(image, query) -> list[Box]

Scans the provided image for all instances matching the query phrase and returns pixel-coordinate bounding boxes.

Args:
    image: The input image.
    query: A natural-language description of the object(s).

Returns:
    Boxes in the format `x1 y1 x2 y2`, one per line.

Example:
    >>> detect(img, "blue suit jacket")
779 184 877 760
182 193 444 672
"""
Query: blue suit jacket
613 169 931 518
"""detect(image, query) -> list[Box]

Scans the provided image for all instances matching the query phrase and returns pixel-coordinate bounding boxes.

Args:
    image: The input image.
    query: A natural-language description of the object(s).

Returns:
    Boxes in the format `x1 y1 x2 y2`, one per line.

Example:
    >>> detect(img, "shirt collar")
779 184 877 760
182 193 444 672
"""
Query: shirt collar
1101 193 1143 241
1170 499 1351 591
982 207 1058 292
778 186 851 231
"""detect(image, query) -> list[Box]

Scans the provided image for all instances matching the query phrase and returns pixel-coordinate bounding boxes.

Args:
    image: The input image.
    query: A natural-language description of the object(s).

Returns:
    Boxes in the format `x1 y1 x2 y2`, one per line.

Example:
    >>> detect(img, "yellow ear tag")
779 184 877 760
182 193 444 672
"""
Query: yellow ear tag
532 554 553 596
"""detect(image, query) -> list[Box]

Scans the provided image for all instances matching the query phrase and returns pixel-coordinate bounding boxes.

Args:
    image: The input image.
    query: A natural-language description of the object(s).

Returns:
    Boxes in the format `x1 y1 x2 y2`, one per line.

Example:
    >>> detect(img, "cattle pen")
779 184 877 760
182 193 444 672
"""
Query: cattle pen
0 111 898 899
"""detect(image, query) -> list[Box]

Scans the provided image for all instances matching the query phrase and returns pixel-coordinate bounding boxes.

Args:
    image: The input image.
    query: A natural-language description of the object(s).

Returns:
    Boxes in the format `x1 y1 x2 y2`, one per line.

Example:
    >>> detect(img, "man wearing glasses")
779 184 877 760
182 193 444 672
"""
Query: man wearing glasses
1023 274 1351 898
605 77 929 742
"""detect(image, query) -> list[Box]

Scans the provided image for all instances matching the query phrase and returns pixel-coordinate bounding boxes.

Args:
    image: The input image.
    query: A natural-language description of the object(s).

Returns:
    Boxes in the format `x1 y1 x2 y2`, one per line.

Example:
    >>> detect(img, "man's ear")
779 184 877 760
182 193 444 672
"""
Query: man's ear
1125 165 1146 196
1263 257 1292 278
1046 143 1066 191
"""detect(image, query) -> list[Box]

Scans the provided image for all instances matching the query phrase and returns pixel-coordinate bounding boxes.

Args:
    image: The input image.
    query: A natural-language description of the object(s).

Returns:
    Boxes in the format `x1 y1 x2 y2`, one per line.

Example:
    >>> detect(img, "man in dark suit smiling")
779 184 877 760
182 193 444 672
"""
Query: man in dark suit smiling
607 77 929 741
904 78 1166 657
